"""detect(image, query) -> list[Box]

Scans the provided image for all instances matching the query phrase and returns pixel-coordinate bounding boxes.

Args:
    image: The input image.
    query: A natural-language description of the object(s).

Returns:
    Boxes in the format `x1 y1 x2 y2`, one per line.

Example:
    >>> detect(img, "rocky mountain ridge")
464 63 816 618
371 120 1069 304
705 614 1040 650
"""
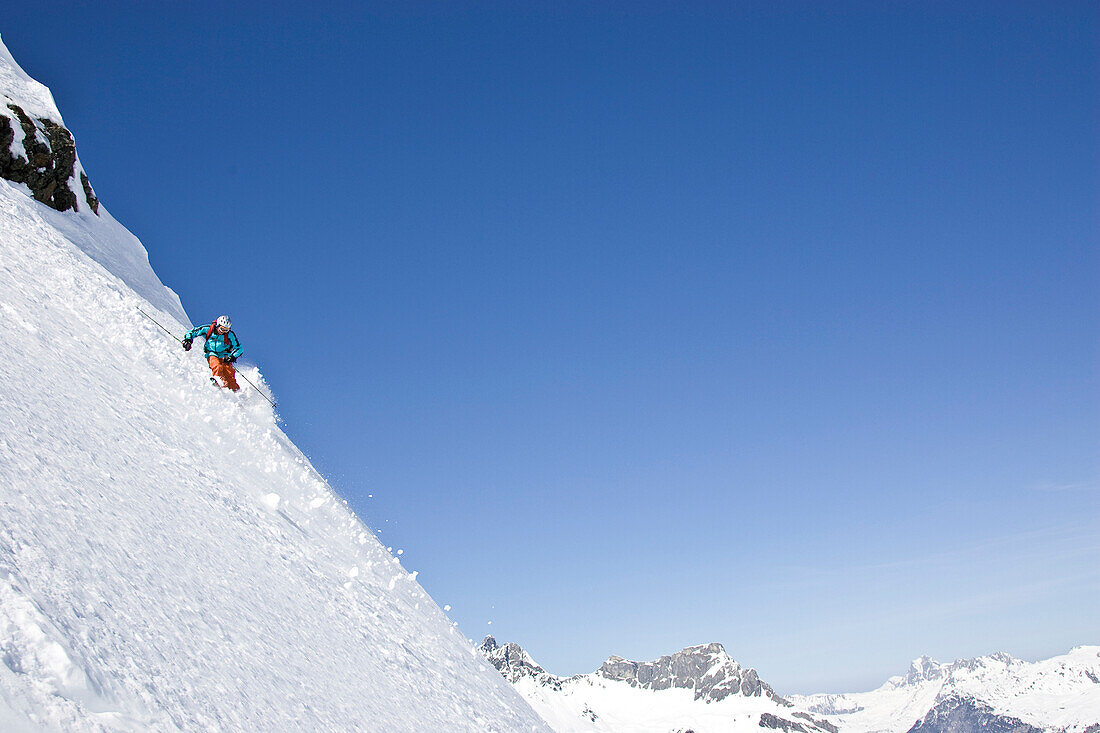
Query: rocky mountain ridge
481 636 787 706
481 636 565 690
479 636 837 732
597 642 783 705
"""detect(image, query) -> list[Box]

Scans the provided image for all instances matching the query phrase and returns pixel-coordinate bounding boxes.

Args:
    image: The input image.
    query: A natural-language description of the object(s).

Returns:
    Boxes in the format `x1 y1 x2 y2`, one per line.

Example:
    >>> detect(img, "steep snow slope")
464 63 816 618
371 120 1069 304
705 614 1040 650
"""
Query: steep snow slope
791 647 1100 733
0 46 546 733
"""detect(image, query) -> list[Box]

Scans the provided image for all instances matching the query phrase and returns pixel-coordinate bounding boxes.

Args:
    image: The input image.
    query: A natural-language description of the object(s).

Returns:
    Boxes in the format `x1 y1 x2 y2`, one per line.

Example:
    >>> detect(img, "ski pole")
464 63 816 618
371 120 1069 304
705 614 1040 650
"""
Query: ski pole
236 370 276 408
137 307 184 344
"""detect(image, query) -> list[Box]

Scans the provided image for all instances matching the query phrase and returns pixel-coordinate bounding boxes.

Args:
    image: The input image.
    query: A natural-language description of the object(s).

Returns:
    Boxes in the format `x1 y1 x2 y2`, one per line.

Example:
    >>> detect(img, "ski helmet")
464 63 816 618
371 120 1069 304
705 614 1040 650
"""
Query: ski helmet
216 315 232 329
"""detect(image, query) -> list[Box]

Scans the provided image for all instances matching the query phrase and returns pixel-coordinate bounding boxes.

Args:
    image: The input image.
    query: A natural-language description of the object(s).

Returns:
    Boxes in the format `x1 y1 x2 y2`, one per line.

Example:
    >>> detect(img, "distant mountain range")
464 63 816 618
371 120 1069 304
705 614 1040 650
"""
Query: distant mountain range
480 637 1100 732
793 646 1100 733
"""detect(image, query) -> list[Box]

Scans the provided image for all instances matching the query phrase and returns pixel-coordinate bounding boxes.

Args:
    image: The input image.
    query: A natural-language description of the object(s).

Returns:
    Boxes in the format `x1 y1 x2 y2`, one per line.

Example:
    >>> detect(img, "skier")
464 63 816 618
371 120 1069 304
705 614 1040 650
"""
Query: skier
182 315 242 391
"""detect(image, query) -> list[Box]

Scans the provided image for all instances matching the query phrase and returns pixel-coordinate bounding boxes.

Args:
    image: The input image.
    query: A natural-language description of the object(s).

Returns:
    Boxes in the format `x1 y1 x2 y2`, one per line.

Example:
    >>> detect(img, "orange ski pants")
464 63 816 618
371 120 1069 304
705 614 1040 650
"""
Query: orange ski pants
208 355 240 391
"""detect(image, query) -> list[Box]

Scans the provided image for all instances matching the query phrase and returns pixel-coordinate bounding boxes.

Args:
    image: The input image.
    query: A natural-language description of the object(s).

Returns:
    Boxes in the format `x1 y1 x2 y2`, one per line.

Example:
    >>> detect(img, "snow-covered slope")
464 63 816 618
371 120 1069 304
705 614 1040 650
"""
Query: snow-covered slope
480 637 837 733
791 647 1100 733
0 37 546 731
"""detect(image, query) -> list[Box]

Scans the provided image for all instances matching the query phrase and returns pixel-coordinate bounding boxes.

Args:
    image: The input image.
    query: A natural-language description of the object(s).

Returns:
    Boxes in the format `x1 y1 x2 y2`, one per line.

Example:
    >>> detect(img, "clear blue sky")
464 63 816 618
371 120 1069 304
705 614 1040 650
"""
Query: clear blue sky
9 1 1097 693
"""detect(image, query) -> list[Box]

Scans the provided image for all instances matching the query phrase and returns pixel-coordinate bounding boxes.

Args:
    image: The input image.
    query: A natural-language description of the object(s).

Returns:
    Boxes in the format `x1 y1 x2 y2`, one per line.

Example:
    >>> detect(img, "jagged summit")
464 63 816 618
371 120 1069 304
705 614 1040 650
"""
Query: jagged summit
597 641 784 704
479 638 835 732
891 650 1024 690
480 636 559 687
481 637 781 704
900 655 946 687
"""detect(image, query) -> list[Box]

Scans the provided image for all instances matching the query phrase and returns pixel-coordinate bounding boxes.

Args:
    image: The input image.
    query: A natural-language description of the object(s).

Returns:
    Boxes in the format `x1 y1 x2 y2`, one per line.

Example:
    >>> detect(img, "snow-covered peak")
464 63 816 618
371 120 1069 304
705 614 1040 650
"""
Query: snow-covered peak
481 638 785 706
904 655 944 685
0 34 186 322
793 646 1100 733
0 33 62 122
481 635 543 670
885 650 1029 691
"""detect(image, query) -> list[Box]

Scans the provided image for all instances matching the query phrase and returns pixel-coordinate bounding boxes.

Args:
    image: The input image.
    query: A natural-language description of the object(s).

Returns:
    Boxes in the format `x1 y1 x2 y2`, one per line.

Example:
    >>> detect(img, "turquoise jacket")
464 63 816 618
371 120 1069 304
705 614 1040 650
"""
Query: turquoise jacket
185 322 242 361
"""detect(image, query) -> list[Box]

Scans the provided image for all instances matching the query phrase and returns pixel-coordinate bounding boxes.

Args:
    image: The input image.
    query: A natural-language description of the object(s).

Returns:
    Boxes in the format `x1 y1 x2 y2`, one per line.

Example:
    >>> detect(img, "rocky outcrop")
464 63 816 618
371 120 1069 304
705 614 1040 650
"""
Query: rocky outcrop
760 712 813 732
597 642 787 704
906 695 1043 733
793 711 838 733
759 711 838 733
0 103 98 214
479 636 564 691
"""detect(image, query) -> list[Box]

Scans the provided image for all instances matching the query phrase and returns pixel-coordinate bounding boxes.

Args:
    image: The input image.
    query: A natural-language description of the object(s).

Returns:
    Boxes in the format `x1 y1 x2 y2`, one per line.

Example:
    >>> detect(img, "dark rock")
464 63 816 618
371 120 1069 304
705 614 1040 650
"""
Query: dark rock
793 710 838 733
0 104 99 215
759 712 810 732
758 711 837 732
80 171 99 214
906 694 1043 733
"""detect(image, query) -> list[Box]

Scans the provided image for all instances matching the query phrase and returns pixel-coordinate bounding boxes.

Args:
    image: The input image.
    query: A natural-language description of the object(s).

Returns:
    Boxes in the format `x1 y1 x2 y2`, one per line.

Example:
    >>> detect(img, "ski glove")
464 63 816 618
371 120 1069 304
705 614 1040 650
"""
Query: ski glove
226 355 237 363
182 338 192 351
